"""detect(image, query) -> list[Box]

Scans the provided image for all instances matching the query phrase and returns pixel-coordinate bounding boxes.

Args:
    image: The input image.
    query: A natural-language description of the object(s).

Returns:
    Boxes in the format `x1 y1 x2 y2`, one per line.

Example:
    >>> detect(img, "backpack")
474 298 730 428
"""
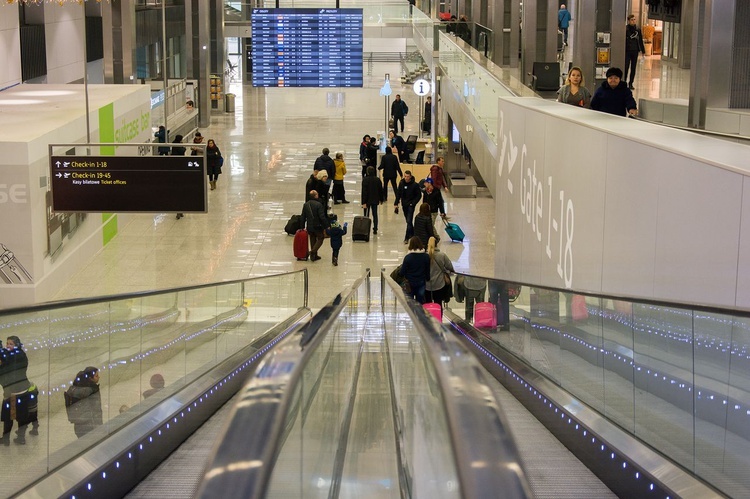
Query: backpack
401 101 409 115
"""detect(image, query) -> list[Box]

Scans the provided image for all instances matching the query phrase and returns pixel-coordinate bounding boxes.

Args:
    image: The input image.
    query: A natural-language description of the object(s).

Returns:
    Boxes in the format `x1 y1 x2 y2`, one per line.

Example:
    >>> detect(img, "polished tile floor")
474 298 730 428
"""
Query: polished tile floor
52 54 690 310
53 68 496 310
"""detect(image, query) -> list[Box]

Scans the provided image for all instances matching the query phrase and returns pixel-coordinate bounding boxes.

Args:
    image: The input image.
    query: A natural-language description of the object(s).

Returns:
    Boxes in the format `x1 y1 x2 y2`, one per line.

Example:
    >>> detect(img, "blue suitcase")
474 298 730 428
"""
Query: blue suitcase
442 218 465 242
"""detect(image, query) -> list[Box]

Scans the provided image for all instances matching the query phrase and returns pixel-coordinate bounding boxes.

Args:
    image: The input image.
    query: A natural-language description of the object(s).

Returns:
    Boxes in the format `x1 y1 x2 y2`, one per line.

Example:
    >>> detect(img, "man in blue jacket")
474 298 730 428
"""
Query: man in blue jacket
558 4 571 45
591 67 638 117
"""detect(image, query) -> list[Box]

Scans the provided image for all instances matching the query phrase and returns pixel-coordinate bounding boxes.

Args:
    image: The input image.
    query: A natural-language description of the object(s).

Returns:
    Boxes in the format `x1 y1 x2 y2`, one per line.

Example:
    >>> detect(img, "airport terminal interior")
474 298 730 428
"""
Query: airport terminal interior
1 0 749 498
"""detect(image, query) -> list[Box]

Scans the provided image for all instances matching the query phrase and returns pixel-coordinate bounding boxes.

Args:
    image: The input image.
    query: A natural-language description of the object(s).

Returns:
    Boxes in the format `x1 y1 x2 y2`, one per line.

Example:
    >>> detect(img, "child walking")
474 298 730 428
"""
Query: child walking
326 220 348 266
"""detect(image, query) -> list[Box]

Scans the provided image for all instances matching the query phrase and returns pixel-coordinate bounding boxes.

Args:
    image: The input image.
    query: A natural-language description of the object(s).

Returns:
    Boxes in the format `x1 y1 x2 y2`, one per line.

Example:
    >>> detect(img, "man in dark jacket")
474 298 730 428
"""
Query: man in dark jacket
361 166 384 234
624 15 645 89
591 67 638 117
359 135 370 175
390 94 408 133
301 191 330 262
378 147 403 201
365 137 379 170
154 125 169 155
313 148 335 186
394 170 422 243
389 130 408 163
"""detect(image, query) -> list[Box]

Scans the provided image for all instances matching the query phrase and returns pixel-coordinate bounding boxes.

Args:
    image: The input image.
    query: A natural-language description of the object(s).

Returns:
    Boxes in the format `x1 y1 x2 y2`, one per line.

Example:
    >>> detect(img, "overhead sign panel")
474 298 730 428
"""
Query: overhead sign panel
50 155 206 213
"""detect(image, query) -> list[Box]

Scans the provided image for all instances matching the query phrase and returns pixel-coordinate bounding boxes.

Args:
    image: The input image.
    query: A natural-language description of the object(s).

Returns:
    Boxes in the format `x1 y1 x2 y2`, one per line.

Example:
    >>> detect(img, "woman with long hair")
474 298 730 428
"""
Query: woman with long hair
557 66 592 108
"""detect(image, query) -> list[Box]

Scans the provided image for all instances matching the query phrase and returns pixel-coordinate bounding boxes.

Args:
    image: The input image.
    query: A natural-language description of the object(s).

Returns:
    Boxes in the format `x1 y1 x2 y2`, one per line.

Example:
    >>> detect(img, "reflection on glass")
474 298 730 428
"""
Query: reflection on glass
454 273 750 497
383 282 460 498
0 271 306 496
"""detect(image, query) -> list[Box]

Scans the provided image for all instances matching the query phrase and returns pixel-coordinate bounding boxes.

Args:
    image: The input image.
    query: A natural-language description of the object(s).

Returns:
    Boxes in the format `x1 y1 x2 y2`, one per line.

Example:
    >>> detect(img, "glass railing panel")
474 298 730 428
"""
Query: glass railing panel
450 272 750 497
694 311 749 496
601 299 636 433
383 282 460 497
136 292 184 408
266 279 366 498
632 304 694 470
0 271 306 497
44 302 112 468
559 293 605 414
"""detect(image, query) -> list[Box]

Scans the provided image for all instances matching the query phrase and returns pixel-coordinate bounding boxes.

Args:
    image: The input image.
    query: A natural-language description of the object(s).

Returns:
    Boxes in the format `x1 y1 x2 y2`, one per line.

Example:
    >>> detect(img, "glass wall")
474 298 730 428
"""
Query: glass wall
0 271 306 496
445 273 750 498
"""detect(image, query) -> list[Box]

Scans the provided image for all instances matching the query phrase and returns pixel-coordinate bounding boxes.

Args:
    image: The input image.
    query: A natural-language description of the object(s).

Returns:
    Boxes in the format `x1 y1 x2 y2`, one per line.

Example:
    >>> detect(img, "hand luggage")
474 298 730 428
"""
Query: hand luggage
423 303 442 322
285 214 302 235
473 302 497 328
352 216 371 242
293 229 309 260
442 218 465 242
415 150 425 164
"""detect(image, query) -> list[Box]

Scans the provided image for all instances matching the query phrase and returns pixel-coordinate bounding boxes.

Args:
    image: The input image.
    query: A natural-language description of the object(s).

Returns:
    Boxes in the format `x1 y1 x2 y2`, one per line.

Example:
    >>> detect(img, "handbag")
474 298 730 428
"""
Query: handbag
433 256 453 299
390 266 412 293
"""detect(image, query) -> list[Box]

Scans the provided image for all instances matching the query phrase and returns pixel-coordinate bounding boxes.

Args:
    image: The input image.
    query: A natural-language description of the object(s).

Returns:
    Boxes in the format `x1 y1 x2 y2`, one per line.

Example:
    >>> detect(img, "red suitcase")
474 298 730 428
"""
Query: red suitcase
294 229 308 260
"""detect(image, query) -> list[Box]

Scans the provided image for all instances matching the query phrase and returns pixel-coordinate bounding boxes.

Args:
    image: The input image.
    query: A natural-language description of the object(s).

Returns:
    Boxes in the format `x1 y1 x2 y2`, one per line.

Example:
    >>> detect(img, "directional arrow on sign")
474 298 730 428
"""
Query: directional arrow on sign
55 161 61 168
56 172 62 178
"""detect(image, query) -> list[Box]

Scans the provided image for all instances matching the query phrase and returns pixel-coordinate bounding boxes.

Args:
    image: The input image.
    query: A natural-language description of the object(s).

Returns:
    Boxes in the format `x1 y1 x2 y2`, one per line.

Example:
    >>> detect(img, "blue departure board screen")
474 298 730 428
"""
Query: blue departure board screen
251 8 363 88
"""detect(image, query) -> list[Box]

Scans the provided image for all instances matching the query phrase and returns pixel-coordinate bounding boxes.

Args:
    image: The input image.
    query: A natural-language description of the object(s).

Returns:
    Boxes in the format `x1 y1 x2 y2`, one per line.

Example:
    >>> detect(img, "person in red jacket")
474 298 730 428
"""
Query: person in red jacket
430 157 447 191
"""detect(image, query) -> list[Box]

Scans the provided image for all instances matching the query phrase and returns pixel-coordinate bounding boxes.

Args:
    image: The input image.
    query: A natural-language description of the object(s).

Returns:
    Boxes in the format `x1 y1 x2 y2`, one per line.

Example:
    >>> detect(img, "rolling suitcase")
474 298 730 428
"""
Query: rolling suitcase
285 214 302 235
442 218 465 242
423 303 442 322
352 216 371 242
473 302 497 328
293 229 309 260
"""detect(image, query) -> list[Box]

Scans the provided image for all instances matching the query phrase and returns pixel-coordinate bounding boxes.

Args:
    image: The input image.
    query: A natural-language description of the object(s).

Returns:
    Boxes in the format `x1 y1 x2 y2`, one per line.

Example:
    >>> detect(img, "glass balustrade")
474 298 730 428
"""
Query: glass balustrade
0 271 306 497
446 273 750 498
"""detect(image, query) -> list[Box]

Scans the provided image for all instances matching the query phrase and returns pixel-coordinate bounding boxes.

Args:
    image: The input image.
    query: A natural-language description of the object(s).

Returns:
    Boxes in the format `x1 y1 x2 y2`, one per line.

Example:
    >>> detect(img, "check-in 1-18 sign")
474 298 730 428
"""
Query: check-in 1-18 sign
50 155 206 213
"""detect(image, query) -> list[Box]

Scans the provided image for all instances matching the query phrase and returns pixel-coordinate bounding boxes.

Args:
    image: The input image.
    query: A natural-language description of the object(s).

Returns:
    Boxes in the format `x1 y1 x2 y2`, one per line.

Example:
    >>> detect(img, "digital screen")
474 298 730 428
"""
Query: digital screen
251 8 363 88
50 155 206 213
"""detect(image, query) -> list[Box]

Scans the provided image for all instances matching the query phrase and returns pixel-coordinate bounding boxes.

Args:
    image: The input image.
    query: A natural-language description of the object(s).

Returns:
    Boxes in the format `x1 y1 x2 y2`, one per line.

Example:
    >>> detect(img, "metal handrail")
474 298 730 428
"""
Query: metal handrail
633 115 750 142
449 269 750 317
196 270 370 499
0 269 308 315
382 272 532 499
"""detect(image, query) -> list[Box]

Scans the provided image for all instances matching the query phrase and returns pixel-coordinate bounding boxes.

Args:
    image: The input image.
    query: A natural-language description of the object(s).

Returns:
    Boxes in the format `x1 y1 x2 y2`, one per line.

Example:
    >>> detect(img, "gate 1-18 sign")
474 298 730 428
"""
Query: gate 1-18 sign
50 155 206 213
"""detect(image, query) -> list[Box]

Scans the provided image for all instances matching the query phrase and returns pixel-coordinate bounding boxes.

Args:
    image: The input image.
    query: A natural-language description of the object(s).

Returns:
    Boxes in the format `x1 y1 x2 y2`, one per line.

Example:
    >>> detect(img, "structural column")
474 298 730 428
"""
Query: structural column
689 0 750 128
102 0 136 84
571 0 626 93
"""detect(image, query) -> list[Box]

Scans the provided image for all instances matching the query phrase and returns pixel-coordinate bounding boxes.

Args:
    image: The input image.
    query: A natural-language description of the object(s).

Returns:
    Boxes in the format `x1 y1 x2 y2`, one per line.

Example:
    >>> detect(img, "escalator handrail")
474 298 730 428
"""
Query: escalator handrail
383 272 532 499
195 270 370 499
450 269 750 318
0 269 308 315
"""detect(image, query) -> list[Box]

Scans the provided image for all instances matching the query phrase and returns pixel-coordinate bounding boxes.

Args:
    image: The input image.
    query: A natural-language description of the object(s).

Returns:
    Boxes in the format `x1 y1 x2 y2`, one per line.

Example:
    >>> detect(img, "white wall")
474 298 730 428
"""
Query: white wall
495 97 750 310
44 3 85 84
0 7 21 88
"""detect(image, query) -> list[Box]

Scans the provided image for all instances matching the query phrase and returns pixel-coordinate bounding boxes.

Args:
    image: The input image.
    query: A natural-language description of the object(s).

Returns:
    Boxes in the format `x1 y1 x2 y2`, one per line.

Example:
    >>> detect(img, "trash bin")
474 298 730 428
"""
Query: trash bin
225 93 235 113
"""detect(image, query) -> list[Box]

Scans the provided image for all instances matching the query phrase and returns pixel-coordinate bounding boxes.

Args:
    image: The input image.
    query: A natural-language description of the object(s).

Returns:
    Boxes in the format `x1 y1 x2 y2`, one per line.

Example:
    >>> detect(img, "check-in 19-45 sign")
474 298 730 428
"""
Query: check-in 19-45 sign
50 155 206 213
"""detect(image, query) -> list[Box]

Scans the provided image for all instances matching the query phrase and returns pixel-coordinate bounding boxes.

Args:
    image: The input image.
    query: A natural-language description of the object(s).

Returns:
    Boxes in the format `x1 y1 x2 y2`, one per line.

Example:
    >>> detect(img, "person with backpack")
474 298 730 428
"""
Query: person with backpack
0 336 39 445
430 157 447 191
624 14 646 90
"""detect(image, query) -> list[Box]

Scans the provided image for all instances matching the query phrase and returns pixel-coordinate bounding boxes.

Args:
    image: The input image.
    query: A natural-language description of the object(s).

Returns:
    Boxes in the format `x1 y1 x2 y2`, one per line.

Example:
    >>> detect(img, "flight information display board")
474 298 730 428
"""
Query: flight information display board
252 8 363 87
50 155 206 213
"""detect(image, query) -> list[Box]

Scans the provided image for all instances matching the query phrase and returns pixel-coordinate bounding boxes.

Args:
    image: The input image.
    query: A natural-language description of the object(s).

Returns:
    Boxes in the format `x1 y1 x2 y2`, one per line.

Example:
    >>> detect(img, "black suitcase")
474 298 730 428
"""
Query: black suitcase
285 214 302 235
352 216 371 242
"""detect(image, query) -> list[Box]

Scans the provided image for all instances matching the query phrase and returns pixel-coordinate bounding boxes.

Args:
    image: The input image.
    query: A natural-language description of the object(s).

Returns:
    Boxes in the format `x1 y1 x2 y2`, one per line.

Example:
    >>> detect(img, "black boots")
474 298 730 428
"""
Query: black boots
332 256 338 266
309 252 321 262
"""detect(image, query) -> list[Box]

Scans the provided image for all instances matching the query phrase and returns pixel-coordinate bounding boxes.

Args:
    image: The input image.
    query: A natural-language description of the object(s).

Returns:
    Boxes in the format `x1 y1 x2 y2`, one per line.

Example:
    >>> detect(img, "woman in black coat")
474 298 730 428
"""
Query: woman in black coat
0 336 37 445
206 139 222 190
413 202 436 248
65 367 103 438
361 166 384 234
